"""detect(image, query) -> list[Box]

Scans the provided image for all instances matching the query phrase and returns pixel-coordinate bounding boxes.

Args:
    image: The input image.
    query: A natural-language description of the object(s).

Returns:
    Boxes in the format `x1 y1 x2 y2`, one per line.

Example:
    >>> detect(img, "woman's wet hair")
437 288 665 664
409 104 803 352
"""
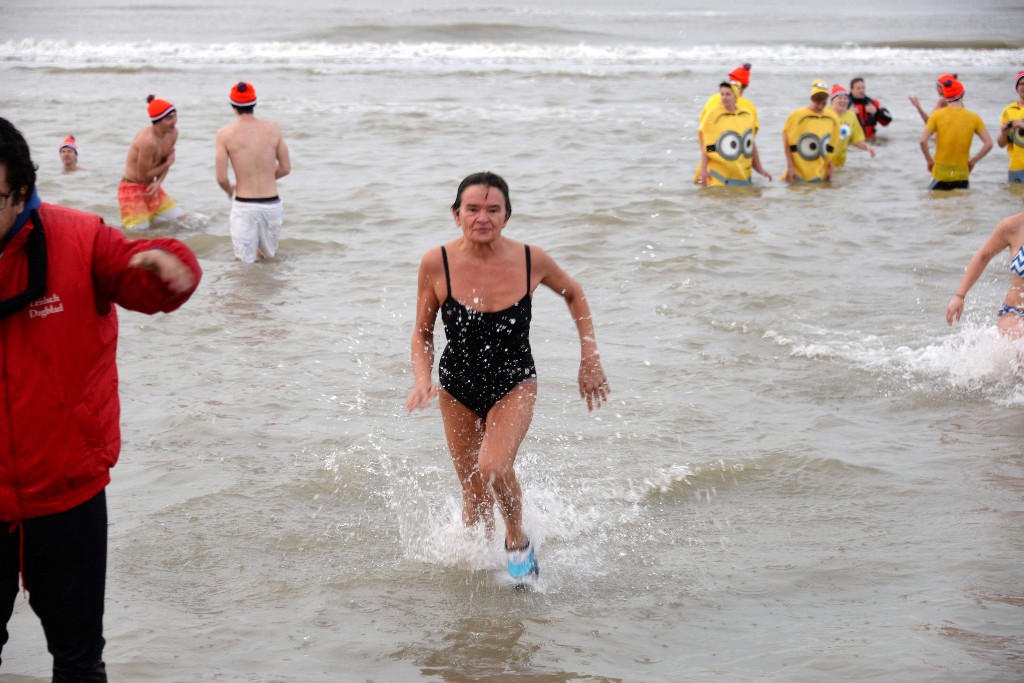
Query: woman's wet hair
0 117 37 202
452 171 511 219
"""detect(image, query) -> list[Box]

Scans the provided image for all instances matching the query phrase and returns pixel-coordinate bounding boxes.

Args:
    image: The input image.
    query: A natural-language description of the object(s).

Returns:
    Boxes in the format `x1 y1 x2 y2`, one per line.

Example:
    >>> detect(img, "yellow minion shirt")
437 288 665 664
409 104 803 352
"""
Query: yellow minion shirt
699 106 757 186
925 107 986 182
1000 101 1024 177
831 109 865 168
694 94 758 182
783 107 841 182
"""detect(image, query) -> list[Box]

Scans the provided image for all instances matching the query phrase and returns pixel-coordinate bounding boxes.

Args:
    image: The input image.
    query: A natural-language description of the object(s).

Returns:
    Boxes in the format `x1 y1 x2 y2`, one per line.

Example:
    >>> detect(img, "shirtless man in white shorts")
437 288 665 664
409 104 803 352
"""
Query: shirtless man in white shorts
215 81 291 262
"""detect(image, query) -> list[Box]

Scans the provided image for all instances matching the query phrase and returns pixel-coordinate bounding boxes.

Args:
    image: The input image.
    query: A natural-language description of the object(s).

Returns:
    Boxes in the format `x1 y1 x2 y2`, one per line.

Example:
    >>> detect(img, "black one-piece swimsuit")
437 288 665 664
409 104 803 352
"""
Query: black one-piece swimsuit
438 244 537 419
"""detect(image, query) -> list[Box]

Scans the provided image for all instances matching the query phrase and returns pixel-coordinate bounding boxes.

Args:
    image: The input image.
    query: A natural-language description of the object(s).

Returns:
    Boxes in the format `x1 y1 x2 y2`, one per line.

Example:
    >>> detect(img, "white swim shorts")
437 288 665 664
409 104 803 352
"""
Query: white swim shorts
229 197 283 263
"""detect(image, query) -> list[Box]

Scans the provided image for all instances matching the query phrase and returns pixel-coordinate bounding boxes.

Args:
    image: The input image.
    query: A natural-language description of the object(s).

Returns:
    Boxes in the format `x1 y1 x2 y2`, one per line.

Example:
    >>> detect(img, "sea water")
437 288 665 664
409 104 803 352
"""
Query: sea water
2 1 1024 680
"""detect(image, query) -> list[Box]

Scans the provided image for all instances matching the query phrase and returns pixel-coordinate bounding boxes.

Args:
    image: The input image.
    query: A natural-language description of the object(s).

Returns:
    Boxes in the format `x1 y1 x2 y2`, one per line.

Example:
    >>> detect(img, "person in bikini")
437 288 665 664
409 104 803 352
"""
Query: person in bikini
119 95 185 230
215 81 291 262
946 207 1024 340
405 172 610 585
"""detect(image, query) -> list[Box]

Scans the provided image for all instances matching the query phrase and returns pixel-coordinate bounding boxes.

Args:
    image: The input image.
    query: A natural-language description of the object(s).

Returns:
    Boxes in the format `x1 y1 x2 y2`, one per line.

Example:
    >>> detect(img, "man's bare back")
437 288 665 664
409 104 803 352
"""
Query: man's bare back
215 113 291 200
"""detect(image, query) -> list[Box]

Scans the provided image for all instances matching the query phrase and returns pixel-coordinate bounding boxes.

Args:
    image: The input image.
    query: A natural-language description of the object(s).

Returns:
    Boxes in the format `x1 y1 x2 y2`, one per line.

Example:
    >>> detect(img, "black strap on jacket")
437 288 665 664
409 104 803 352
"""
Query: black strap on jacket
0 210 47 320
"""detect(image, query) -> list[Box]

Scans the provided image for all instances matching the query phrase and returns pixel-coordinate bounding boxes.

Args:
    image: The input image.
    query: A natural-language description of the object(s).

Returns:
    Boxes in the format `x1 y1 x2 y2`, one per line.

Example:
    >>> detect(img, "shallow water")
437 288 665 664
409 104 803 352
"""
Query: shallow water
2 1 1024 681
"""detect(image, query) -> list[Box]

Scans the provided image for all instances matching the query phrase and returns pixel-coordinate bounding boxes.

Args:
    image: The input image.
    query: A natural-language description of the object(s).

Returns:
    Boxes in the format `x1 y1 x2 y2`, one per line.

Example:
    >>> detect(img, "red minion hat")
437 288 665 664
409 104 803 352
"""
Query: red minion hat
940 76 964 102
727 63 751 87
147 94 176 122
59 135 78 153
830 84 849 99
1016 70 1024 88
936 72 958 86
230 81 257 106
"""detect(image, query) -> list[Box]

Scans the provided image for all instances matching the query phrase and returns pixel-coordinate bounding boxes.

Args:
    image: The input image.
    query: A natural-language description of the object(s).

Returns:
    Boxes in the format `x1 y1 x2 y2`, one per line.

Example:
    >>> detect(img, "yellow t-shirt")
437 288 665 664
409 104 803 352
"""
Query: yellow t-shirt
830 109 865 168
1000 101 1024 173
699 106 757 185
925 107 986 181
783 107 841 182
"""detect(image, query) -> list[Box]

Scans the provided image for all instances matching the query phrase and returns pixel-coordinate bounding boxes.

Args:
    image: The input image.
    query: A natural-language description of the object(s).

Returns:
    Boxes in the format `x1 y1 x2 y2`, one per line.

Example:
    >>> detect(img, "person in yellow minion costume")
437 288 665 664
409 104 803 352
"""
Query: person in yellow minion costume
997 70 1024 184
782 80 841 183
827 85 875 168
697 81 772 186
693 63 761 183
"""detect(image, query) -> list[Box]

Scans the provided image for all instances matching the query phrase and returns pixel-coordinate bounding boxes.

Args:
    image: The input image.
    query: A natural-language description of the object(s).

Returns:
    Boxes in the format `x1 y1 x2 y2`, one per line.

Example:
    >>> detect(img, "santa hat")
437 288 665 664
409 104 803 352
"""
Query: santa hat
830 84 849 100
230 81 257 106
940 77 964 102
147 94 176 122
727 63 751 87
59 135 78 154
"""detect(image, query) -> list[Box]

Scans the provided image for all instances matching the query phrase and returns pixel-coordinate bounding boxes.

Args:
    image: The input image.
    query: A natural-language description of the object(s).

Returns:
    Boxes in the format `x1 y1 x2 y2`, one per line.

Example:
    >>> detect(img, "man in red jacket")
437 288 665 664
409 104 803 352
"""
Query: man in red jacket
0 117 202 681
849 76 892 139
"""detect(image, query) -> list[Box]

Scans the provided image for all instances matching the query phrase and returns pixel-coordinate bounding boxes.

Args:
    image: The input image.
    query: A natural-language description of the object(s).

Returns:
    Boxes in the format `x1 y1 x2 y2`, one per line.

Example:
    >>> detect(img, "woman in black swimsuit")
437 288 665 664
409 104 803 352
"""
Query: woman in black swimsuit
406 172 610 583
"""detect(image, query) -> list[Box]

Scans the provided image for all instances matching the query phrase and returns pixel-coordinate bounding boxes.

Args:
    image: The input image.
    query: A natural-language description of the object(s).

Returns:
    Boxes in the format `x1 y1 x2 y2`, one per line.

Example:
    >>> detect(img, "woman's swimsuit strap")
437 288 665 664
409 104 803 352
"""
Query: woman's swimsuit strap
441 245 453 298
524 243 532 294
440 243 530 297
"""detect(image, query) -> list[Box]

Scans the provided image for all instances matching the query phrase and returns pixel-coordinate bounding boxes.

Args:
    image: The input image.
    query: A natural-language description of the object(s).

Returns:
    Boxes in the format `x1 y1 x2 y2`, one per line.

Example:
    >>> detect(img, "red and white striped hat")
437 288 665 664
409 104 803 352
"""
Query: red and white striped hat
147 94 176 122
230 81 257 106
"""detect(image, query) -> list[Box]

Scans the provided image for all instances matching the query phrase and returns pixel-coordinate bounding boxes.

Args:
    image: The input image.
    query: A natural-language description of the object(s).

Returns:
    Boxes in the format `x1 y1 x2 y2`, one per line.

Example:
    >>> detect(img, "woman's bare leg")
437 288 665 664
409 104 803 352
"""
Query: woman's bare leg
477 381 537 550
439 390 494 533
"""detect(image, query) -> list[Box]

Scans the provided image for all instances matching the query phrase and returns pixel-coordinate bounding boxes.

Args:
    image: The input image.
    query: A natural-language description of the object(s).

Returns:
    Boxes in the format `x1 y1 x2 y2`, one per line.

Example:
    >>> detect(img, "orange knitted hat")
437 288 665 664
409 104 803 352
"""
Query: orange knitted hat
230 81 257 106
147 94 176 122
727 63 751 87
940 77 964 101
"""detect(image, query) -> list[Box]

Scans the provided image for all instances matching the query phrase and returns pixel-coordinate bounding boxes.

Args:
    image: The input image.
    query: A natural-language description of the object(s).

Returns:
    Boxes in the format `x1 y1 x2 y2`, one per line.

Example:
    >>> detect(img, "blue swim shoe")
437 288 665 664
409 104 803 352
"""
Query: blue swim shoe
506 540 539 587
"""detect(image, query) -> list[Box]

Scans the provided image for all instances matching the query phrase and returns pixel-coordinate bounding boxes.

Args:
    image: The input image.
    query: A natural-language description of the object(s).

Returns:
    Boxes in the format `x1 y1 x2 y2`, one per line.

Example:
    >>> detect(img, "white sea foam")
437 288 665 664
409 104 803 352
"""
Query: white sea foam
3 38 1021 73
769 323 1024 405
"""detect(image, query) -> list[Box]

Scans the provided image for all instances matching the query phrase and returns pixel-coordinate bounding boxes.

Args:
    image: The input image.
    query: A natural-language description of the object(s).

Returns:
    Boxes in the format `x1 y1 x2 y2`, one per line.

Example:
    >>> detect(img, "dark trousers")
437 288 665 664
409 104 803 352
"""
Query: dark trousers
1 490 108 682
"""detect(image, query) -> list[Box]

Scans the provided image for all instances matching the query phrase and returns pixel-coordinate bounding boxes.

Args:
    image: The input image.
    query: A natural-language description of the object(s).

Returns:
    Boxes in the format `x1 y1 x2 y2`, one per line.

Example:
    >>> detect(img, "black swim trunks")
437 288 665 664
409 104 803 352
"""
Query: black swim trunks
929 179 970 190
438 244 537 419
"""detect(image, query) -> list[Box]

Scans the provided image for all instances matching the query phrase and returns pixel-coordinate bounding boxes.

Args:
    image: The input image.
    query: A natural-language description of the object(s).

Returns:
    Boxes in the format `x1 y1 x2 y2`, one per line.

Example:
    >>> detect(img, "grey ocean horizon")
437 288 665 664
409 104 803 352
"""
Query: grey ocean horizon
3 0 1024 681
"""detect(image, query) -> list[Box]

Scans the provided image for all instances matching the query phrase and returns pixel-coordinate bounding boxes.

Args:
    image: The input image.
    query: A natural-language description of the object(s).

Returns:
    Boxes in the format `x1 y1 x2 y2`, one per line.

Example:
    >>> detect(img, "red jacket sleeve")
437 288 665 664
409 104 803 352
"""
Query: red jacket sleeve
90 221 202 314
